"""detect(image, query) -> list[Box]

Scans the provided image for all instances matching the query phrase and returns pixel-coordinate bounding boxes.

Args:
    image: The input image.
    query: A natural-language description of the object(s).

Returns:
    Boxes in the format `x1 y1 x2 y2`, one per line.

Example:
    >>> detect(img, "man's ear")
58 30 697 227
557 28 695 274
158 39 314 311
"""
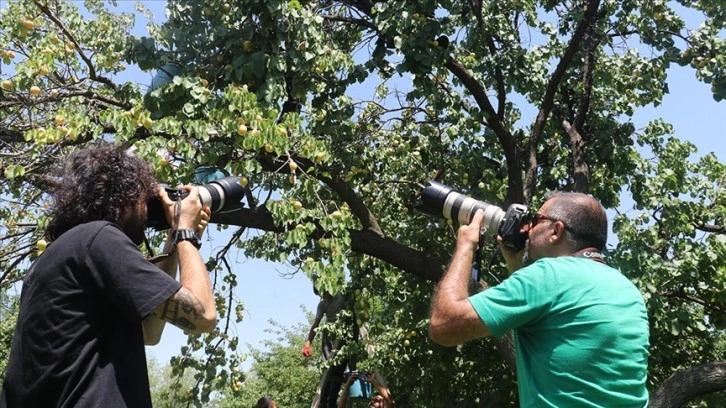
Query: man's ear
548 221 567 244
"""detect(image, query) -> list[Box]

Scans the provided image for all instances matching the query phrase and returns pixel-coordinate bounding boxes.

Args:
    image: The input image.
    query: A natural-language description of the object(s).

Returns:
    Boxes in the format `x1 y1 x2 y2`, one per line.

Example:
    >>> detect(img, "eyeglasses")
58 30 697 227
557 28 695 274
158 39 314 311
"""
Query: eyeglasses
530 213 564 229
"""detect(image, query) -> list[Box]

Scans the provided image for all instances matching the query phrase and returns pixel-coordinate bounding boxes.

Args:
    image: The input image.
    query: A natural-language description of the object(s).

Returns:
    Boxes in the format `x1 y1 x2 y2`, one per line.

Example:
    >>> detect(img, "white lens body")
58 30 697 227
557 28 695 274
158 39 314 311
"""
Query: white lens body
442 191 505 236
198 184 226 212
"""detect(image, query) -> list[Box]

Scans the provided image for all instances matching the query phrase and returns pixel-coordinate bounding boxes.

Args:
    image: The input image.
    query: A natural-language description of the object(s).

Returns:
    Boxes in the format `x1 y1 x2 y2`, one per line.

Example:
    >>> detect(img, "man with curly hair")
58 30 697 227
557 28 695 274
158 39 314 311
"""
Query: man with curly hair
1 144 217 408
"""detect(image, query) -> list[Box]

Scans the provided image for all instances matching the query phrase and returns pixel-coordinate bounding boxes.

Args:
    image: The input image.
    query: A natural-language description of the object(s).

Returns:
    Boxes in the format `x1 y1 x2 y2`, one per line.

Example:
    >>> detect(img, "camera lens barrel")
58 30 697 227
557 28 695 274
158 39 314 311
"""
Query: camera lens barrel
420 180 505 237
198 183 225 212
146 176 246 230
198 176 246 213
418 180 530 250
442 191 505 236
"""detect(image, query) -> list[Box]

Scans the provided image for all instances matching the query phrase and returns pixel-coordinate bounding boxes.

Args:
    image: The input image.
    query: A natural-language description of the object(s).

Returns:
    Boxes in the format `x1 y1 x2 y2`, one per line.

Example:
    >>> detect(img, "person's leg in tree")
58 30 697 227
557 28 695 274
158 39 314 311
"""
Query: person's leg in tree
320 378 332 408
321 332 338 407
325 361 347 408
322 332 333 360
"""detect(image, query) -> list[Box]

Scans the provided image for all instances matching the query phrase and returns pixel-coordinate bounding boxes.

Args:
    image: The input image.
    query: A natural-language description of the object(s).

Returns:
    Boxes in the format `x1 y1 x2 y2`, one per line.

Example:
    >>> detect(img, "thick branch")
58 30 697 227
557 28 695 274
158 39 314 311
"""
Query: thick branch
210 207 447 282
481 35 507 120
349 230 446 281
525 0 601 200
469 0 483 25
561 119 590 193
0 128 25 143
444 57 524 205
574 25 596 132
649 361 726 408
698 224 725 234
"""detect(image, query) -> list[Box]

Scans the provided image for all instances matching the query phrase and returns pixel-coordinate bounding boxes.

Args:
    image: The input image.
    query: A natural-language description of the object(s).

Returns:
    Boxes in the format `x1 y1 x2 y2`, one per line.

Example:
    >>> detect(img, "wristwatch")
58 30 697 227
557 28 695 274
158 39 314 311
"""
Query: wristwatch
172 229 201 249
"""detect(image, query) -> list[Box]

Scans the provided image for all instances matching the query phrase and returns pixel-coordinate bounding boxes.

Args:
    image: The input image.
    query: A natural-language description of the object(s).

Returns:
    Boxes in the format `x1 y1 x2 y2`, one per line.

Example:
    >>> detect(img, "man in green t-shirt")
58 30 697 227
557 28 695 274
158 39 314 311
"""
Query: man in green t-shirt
429 192 649 407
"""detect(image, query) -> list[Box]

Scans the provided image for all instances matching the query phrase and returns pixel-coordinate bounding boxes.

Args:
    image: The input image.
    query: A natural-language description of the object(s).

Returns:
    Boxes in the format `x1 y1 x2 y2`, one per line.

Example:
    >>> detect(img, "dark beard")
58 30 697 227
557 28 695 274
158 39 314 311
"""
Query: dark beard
521 240 533 267
124 218 146 246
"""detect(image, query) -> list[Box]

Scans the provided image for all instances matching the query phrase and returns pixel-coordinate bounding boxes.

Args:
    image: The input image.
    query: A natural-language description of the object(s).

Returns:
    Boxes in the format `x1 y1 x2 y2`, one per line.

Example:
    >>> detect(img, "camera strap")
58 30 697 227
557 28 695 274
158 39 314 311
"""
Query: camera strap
473 239 503 284
571 247 606 264
145 241 171 264
145 194 184 264
472 241 483 282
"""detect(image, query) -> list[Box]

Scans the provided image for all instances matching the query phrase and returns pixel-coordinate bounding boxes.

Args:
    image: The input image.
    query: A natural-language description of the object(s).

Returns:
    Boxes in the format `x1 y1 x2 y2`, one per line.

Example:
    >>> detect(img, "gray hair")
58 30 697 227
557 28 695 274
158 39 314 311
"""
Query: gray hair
542 191 608 251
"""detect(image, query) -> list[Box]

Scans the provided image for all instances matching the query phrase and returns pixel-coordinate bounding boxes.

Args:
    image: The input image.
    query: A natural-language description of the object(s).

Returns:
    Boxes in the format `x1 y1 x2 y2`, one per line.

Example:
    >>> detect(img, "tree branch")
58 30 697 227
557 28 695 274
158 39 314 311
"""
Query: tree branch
0 86 130 111
574 25 597 133
649 361 726 408
660 288 726 316
697 224 725 234
322 14 377 31
254 152 385 236
0 128 26 143
210 207 447 282
561 119 590 193
525 0 601 200
608 29 692 46
33 0 117 90
444 57 524 205
483 35 507 120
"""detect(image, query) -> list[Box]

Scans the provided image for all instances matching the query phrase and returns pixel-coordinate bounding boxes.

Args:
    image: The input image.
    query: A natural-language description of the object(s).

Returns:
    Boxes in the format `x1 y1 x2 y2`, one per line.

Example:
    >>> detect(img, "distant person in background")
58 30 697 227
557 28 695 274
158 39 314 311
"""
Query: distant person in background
302 287 350 408
302 288 346 361
337 371 394 408
255 396 277 408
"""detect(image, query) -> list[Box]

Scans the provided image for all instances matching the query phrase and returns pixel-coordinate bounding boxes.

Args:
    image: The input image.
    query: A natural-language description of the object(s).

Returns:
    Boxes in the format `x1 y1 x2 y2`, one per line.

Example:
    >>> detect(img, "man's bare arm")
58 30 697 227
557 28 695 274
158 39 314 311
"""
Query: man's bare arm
156 286 209 331
429 210 491 346
151 240 217 334
145 188 216 337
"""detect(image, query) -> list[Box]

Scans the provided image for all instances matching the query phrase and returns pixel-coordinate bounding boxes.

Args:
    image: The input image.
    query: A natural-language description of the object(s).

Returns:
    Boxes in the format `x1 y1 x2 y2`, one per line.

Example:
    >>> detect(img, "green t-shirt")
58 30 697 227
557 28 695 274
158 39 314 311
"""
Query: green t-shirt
469 257 649 407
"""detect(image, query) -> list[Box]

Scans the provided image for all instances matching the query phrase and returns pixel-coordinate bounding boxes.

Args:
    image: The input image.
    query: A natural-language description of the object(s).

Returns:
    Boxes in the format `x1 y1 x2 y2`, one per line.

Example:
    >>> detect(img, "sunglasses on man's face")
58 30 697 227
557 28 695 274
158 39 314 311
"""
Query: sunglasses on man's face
530 213 567 229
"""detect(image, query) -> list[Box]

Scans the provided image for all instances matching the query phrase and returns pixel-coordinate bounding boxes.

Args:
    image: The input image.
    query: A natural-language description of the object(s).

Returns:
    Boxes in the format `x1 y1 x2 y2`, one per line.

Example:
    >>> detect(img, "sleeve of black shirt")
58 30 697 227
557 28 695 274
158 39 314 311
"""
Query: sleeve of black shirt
86 223 182 321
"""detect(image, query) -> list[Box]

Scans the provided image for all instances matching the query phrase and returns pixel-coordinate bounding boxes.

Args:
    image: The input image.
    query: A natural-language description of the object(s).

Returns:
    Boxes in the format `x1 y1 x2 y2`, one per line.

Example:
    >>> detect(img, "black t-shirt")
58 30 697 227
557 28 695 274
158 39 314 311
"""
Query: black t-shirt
1 221 182 408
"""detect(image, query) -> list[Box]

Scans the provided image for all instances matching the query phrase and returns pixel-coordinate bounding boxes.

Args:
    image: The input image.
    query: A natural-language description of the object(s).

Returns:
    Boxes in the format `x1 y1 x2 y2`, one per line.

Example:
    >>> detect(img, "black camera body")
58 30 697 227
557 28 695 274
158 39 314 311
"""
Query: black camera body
417 180 530 250
497 203 530 250
146 176 247 230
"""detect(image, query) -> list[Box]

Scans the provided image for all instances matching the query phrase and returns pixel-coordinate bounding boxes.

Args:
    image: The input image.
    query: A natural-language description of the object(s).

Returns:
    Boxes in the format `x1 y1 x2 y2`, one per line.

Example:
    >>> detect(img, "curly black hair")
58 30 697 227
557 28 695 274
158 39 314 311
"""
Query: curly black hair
45 143 158 241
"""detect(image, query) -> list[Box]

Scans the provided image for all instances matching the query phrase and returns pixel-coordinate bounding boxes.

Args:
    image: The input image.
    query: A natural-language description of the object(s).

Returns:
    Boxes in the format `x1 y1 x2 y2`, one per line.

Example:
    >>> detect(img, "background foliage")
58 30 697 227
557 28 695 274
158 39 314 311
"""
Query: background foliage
1 0 724 406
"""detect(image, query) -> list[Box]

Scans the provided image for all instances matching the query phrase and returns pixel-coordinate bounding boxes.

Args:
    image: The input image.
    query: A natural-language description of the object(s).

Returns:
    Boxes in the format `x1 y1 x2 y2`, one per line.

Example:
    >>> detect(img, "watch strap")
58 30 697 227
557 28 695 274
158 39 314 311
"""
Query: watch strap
172 228 201 249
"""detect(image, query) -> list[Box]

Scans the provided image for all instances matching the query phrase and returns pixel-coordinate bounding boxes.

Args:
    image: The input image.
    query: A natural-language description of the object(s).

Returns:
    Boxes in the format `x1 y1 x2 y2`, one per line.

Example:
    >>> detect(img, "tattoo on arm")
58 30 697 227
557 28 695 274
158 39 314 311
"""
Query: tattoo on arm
160 288 206 331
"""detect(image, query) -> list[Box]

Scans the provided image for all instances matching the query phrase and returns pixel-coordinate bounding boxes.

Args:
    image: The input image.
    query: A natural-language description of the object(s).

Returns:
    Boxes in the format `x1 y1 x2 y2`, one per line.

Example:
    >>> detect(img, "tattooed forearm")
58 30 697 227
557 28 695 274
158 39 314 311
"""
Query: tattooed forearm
161 288 206 331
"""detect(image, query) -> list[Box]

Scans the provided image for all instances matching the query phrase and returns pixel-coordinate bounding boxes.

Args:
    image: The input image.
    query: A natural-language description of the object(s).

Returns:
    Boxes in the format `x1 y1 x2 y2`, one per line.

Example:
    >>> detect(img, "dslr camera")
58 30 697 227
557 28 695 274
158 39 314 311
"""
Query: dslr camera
146 176 247 230
417 180 530 250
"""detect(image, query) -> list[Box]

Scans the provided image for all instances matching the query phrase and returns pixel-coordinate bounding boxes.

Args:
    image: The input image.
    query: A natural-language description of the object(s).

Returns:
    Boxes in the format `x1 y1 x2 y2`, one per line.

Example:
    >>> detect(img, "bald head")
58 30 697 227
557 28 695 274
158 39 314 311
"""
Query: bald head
541 192 608 251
